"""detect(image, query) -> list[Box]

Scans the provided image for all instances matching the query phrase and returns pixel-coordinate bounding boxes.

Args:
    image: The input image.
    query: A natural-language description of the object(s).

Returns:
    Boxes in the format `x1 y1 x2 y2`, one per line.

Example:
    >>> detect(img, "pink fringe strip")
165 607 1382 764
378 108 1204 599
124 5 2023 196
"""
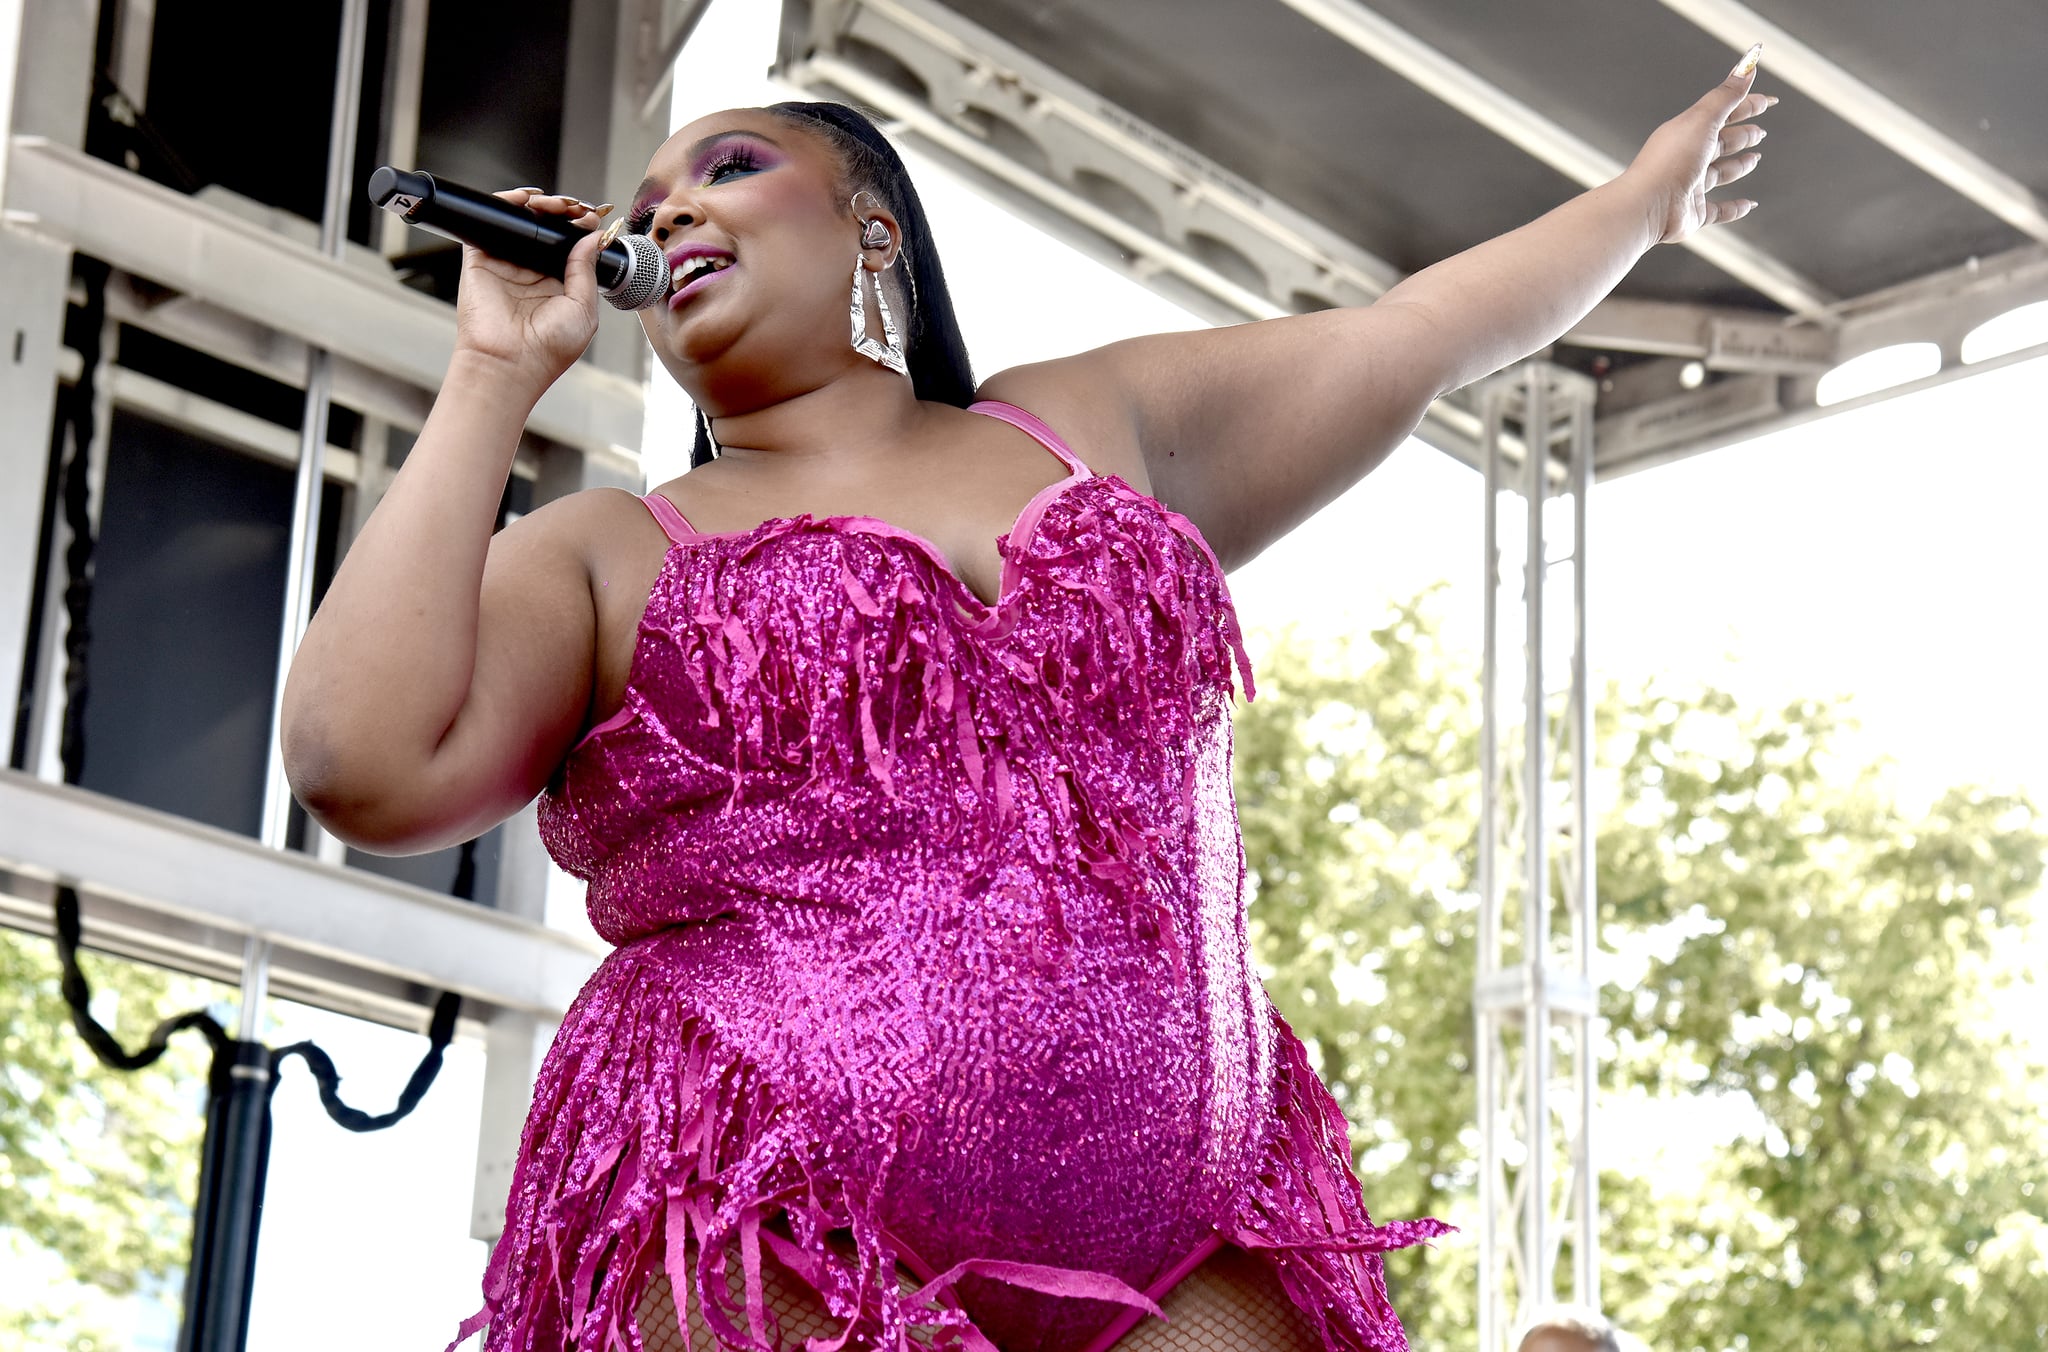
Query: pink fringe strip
449 966 1161 1352
1222 1014 1455 1351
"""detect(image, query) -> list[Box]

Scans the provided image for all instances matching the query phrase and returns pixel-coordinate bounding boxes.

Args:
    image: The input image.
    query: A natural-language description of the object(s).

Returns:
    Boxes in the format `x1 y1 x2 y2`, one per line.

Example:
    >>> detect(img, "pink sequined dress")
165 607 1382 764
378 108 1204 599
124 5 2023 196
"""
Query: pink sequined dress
457 401 1447 1352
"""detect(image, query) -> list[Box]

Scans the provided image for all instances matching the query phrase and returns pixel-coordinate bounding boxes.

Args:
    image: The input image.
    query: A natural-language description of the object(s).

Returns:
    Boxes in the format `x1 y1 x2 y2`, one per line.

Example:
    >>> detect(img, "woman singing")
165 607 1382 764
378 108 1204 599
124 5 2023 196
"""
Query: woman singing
283 47 1774 1352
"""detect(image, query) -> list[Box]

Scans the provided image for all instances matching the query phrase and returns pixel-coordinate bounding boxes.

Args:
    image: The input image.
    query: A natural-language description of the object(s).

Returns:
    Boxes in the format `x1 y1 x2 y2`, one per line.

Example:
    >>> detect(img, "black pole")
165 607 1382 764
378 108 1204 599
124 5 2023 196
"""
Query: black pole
177 1039 276 1352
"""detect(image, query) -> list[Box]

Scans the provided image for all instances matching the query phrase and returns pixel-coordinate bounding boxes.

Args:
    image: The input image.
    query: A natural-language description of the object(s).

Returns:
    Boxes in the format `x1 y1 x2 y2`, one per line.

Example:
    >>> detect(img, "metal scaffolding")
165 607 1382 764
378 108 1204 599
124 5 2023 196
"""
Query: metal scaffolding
0 0 682 1304
1474 361 1601 1351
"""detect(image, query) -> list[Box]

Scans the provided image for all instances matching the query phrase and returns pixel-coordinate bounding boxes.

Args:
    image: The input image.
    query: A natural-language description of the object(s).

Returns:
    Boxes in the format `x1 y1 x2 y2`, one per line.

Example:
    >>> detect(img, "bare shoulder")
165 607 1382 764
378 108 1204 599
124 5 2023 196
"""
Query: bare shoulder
520 481 653 538
485 485 676 727
500 484 666 570
976 353 1153 496
483 485 671 643
515 482 675 600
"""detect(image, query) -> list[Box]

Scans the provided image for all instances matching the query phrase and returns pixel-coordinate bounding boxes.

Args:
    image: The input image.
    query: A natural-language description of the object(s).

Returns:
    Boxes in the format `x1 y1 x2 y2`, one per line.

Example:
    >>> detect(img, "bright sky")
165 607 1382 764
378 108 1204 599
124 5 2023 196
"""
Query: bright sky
147 1 2048 1346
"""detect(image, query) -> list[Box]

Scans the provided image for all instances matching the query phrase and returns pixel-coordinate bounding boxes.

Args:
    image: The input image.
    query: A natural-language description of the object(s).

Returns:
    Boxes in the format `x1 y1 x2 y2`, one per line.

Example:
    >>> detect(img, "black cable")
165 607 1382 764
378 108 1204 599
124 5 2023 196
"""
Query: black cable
452 836 479 900
56 257 110 788
92 72 203 194
45 255 459 1135
55 883 462 1131
270 991 462 1132
54 884 231 1068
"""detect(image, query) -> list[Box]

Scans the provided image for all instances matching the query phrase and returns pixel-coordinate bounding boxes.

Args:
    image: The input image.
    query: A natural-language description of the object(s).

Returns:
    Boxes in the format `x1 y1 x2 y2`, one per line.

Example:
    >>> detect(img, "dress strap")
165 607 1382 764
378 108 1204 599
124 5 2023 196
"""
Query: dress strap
639 492 696 544
967 399 1092 479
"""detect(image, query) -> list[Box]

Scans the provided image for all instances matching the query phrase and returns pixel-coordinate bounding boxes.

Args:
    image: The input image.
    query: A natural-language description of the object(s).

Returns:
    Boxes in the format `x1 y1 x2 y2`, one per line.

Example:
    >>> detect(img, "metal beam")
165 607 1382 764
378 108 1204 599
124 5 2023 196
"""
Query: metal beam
1585 241 2048 469
792 53 1286 323
98 285 549 487
109 280 429 431
1593 369 1781 473
1658 0 2048 244
636 0 718 124
0 770 604 1018
0 880 458 1035
786 16 1486 461
1599 333 2048 480
92 361 364 483
0 0 20 204
1274 0 1835 317
1824 242 2048 363
4 136 647 459
375 0 432 259
782 0 1404 317
849 0 1406 300
1564 296 1833 370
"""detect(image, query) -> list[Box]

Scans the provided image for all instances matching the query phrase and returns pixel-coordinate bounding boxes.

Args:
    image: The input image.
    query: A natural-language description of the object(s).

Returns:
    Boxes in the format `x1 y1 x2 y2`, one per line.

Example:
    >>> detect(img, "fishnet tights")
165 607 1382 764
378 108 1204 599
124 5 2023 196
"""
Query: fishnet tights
1113 1246 1321 1352
634 1240 1320 1352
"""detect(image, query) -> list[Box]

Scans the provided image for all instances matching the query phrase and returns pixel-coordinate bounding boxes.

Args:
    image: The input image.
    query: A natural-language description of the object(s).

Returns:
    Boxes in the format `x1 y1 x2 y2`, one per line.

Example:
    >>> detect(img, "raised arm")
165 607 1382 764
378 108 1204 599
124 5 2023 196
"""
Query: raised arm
282 192 608 854
992 52 1773 570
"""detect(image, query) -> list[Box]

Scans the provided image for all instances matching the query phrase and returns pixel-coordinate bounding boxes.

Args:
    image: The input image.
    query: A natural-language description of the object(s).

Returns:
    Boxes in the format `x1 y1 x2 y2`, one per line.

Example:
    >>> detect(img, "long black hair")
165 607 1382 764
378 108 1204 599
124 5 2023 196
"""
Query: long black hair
686 101 976 468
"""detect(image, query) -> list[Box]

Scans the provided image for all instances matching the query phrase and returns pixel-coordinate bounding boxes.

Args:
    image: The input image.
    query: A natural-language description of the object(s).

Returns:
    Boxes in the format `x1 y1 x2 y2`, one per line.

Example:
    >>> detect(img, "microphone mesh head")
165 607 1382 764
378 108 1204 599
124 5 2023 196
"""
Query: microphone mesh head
603 232 670 310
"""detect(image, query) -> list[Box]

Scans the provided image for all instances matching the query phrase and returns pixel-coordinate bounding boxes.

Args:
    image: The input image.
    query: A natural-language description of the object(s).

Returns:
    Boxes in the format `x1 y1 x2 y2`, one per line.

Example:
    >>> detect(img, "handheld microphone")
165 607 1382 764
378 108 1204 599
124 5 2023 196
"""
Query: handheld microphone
367 166 669 310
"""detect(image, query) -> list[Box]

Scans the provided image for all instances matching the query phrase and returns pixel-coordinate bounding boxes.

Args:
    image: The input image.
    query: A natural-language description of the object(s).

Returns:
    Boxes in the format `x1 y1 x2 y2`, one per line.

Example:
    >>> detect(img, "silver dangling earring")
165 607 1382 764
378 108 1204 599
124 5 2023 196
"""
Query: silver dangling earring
850 214 910 378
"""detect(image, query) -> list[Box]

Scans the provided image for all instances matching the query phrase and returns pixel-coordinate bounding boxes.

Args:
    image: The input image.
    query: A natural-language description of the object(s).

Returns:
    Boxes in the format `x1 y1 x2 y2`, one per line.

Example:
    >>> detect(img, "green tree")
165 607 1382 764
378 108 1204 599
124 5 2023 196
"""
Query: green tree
1596 685 2048 1349
1233 592 2048 1350
1 926 207 1348
1233 595 1484 1337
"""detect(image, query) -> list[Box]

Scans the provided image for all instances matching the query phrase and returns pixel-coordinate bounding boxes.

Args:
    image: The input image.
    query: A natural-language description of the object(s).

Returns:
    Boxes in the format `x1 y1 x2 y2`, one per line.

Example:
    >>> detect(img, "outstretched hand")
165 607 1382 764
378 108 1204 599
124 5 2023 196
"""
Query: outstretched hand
1625 44 1777 245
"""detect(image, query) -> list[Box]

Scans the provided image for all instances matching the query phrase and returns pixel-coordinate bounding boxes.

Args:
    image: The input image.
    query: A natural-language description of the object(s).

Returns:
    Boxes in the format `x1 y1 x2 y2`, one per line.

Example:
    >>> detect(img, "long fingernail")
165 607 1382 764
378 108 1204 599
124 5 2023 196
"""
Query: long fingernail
593 203 615 218
1766 95 1780 108
1731 42 1762 78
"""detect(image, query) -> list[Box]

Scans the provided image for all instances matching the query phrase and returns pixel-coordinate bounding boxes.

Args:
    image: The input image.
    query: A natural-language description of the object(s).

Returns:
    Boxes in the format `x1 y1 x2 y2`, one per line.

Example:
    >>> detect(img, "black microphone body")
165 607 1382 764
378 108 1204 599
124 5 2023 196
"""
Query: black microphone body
367 166 668 309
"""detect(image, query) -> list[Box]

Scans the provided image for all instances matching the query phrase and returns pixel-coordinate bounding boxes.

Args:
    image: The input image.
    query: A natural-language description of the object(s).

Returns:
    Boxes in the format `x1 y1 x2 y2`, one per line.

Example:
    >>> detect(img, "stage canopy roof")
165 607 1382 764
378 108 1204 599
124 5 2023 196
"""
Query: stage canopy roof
772 0 2048 474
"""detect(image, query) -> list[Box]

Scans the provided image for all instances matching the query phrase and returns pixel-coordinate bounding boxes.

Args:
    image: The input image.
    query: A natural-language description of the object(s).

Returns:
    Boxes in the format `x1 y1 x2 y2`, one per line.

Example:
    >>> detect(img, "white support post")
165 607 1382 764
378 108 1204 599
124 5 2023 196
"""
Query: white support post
468 801 561 1244
0 0 94 763
1475 361 1602 1349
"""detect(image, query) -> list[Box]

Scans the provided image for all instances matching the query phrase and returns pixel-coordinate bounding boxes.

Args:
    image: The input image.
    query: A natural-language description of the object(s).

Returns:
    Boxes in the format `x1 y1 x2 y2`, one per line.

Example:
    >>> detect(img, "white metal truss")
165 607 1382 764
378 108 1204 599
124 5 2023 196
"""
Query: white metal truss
97 273 555 480
0 772 603 1020
1657 0 2048 243
1561 295 1834 369
1475 362 1600 1349
2 136 647 458
777 0 1407 322
1594 243 2048 476
1275 0 1834 317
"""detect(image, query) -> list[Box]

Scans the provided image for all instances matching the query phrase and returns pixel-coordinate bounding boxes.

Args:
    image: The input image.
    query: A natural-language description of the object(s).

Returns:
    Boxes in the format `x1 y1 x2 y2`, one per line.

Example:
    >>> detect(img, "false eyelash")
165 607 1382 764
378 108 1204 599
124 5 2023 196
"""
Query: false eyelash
699 145 761 182
627 144 765 235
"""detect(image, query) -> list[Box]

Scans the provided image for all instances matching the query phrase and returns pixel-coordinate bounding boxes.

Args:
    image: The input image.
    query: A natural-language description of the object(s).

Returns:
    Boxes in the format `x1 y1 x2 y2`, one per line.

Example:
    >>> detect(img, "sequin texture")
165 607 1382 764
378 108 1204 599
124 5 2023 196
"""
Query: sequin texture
458 403 1449 1352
